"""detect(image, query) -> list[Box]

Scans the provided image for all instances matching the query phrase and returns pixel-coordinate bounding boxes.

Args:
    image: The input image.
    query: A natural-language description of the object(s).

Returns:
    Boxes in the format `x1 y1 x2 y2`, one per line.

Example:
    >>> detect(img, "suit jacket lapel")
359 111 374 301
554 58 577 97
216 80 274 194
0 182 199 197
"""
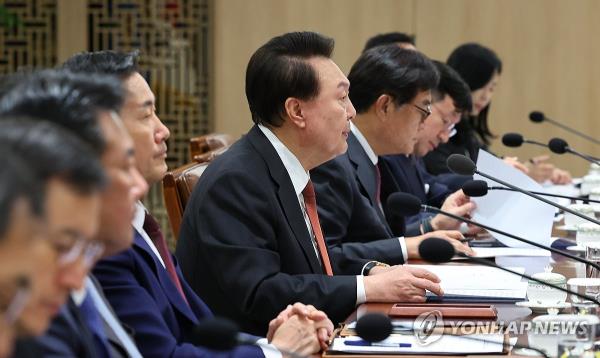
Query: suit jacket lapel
347 134 391 235
247 126 322 273
132 231 199 324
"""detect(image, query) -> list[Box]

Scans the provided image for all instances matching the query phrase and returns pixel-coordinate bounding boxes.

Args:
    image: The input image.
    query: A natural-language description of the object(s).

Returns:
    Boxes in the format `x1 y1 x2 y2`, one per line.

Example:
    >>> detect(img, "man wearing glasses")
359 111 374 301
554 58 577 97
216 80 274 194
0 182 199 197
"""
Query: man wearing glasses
0 71 148 358
379 61 480 236
312 46 473 271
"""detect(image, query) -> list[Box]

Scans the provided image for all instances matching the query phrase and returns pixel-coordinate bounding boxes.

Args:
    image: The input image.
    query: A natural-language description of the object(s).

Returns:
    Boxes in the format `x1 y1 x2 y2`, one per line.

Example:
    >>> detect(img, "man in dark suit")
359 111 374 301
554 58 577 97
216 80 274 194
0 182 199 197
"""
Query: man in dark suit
380 61 477 232
311 46 474 265
64 50 332 357
1 71 148 358
176 31 446 336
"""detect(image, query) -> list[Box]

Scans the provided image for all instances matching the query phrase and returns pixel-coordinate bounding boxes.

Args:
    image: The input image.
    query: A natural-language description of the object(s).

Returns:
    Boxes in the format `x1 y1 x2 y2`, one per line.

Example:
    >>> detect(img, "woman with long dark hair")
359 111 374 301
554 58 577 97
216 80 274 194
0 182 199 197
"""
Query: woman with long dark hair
424 43 570 184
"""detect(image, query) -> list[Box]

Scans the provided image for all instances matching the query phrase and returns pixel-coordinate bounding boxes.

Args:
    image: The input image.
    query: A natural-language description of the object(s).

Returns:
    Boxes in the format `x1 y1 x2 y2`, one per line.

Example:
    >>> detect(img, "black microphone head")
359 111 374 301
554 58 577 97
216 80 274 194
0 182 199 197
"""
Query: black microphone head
192 317 239 350
548 137 569 154
529 111 545 123
446 154 476 175
386 192 422 217
462 180 489 197
418 237 455 264
501 133 524 147
355 313 393 342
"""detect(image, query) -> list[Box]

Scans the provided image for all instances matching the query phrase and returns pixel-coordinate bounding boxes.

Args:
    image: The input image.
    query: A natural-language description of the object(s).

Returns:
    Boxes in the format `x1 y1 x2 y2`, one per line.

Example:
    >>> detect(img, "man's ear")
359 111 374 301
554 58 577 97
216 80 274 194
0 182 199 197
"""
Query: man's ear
284 97 307 128
374 94 393 120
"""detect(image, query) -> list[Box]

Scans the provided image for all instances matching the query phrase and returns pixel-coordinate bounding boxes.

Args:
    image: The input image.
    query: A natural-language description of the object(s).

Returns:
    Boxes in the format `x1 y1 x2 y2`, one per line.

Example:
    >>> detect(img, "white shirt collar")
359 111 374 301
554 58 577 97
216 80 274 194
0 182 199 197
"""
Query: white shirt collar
350 122 378 165
71 282 88 306
258 124 309 196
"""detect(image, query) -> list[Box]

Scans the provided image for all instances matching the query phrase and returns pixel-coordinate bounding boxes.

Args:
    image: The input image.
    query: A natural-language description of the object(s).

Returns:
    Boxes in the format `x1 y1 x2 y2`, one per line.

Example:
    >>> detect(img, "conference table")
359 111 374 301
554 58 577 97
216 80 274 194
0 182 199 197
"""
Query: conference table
322 225 587 357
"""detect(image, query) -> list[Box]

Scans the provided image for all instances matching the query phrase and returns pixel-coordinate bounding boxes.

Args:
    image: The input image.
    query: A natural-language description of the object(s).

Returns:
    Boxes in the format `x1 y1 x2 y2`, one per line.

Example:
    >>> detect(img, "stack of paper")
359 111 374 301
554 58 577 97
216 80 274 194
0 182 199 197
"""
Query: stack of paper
330 334 505 354
410 264 527 300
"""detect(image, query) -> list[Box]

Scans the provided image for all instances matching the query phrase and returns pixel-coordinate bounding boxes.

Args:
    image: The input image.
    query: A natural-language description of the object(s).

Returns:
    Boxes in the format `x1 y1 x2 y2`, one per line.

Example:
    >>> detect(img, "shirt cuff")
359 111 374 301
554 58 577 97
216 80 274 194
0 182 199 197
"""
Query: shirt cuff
356 275 366 305
256 338 282 358
398 237 408 262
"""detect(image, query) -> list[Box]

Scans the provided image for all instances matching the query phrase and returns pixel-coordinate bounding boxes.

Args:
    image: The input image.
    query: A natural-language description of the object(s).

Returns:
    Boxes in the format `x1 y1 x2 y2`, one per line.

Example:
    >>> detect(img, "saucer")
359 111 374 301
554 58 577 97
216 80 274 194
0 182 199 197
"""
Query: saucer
566 245 586 252
515 301 571 313
556 225 578 232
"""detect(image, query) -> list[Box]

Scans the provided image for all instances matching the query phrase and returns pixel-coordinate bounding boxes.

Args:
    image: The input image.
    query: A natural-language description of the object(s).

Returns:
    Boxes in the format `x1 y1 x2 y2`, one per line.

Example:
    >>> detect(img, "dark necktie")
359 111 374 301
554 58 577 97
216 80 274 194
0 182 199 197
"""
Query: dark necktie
302 180 333 276
143 213 188 305
79 293 111 358
374 162 382 204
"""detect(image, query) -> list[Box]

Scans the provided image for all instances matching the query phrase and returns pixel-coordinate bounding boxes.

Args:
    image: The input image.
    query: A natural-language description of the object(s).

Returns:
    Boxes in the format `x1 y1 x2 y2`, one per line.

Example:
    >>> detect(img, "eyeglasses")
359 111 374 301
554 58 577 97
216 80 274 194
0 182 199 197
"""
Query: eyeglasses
56 239 105 269
413 103 432 122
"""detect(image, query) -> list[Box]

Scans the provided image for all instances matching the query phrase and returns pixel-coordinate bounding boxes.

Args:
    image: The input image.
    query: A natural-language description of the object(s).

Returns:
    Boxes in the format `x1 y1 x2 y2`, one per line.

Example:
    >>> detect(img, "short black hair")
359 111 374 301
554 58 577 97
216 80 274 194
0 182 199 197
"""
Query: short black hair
62 50 139 79
0 69 125 155
245 31 334 127
363 32 416 52
0 145 44 239
431 60 472 113
348 45 439 114
0 118 106 196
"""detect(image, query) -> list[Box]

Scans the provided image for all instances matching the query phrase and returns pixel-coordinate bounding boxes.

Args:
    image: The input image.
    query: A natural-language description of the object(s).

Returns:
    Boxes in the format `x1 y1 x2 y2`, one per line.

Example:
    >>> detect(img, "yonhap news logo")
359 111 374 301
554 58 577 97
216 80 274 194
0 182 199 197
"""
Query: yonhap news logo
412 311 593 346
413 310 444 345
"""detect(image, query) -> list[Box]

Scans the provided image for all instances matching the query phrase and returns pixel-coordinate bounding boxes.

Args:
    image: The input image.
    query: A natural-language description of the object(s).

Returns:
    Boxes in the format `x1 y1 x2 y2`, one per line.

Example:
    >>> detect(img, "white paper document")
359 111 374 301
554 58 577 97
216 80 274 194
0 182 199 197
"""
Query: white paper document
472 247 551 258
331 334 505 354
409 264 527 299
472 150 555 248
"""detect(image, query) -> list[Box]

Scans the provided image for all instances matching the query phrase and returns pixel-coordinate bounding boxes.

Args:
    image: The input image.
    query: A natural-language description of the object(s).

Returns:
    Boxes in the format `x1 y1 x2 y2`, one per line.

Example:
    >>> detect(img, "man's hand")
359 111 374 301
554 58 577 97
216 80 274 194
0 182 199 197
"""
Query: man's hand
550 168 572 184
270 315 321 357
406 230 474 258
364 265 442 302
430 190 476 230
267 302 334 352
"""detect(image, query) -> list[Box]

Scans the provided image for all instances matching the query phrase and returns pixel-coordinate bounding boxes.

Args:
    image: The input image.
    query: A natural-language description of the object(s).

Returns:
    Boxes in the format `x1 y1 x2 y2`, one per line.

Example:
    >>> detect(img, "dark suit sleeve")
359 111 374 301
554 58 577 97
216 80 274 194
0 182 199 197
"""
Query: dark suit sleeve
177 169 357 331
93 251 263 358
311 159 405 265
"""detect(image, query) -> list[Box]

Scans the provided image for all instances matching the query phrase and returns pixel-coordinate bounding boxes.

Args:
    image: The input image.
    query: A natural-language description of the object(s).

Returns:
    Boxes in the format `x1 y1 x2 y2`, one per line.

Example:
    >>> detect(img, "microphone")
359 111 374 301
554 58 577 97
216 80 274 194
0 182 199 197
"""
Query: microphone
548 137 600 165
192 317 306 358
529 111 600 146
462 179 600 204
446 154 600 226
386 192 600 272
354 313 392 342
358 297 549 357
419 237 600 306
501 132 546 148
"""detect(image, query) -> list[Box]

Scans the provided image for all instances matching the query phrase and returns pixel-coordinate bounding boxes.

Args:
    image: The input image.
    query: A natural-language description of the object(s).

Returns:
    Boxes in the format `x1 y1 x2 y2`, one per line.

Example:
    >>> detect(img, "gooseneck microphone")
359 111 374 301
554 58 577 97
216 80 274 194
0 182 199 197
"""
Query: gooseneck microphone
446 154 600 226
192 317 306 358
419 238 600 306
354 313 393 342
386 192 600 273
548 137 600 165
501 132 547 148
529 111 600 146
462 179 600 204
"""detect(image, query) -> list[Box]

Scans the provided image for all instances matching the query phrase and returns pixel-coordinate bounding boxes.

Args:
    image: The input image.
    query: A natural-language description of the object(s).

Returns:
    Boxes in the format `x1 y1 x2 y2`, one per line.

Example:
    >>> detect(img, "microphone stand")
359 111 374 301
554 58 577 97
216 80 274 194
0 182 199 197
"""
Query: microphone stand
488 186 600 204
421 204 600 273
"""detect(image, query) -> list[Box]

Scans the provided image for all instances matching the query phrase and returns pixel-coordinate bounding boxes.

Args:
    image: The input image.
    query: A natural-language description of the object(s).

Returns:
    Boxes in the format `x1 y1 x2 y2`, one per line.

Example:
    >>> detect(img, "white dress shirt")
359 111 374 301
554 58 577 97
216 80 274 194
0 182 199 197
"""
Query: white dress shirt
258 124 367 304
350 123 408 262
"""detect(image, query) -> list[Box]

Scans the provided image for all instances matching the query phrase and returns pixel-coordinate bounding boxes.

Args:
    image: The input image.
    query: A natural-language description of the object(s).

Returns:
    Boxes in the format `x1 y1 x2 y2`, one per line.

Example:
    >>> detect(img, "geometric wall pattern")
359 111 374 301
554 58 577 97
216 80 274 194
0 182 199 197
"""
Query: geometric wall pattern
88 0 211 243
0 0 57 74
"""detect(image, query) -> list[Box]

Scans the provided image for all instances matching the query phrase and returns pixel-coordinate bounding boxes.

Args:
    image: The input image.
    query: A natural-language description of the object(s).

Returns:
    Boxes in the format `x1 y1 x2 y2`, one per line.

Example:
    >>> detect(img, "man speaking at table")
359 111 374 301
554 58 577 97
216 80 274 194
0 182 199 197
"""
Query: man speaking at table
176 31 444 335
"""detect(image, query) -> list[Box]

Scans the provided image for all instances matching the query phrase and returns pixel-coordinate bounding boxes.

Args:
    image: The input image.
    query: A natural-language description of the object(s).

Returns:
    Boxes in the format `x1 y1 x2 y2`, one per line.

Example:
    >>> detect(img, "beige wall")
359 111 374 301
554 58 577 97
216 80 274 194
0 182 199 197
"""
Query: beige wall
214 0 600 175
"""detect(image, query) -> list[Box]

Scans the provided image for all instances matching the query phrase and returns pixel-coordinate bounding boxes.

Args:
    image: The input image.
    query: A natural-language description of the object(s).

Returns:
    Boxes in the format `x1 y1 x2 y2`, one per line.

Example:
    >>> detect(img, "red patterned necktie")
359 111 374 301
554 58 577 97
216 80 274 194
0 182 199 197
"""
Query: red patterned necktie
302 180 334 276
143 213 188 305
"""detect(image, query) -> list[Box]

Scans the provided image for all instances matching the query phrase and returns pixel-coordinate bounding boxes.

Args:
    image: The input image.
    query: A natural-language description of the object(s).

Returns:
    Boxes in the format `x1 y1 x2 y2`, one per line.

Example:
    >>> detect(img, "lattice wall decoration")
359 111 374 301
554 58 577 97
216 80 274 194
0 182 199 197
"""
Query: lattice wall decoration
88 0 211 245
0 0 57 74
